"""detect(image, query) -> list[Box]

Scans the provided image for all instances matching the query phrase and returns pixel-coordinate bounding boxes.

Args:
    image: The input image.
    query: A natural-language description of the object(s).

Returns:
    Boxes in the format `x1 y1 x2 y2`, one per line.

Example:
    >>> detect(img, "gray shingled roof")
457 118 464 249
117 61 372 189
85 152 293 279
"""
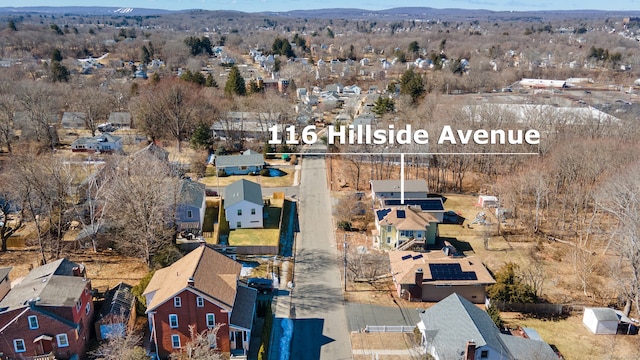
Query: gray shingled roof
419 293 512 359
589 307 619 322
419 294 557 360
0 267 11 281
216 152 264 168
180 179 206 208
108 112 132 127
224 179 263 208
230 284 257 330
370 180 428 193
0 259 87 312
499 334 558 360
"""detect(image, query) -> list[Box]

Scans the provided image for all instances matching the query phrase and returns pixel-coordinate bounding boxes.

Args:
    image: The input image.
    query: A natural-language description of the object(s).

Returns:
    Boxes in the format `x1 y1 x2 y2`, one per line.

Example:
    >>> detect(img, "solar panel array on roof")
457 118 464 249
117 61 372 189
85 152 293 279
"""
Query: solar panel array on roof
396 209 406 218
429 263 478 281
413 254 423 260
401 254 412 261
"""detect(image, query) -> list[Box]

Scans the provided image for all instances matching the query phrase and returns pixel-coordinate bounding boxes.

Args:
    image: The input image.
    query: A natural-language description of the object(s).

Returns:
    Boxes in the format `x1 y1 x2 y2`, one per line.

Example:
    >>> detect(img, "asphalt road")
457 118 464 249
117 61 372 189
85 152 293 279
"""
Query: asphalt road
289 146 353 360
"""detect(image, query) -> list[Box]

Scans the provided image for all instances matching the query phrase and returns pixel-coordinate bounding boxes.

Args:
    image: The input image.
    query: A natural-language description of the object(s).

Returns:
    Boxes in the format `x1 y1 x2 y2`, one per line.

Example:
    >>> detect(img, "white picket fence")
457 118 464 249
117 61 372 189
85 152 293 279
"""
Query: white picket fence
364 325 415 333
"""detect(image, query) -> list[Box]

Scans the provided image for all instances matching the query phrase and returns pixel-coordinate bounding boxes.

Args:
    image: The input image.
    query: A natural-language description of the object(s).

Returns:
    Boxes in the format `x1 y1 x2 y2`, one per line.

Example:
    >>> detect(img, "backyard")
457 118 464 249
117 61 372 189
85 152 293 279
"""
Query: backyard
199 164 295 188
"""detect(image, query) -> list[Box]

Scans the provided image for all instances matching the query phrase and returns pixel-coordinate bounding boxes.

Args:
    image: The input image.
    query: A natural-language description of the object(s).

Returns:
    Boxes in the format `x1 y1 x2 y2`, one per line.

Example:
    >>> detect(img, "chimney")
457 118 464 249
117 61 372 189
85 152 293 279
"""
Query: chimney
415 268 424 286
464 341 476 360
187 277 195 287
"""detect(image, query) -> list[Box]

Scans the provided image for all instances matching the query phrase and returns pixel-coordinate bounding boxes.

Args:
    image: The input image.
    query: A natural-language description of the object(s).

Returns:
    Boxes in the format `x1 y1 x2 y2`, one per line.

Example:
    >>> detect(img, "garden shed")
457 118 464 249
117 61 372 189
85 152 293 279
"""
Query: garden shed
583 307 619 335
477 195 499 208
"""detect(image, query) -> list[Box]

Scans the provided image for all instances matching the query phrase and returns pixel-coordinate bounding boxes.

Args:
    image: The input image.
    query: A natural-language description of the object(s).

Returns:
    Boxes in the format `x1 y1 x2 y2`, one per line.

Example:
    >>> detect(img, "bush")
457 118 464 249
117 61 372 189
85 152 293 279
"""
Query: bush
217 168 228 177
487 305 503 328
337 221 352 231
132 270 156 315
260 168 270 177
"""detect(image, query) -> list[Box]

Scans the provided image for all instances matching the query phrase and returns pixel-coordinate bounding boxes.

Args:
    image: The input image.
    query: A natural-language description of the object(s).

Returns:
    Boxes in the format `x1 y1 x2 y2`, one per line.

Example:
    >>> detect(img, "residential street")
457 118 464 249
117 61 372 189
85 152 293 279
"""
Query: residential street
289 146 353 360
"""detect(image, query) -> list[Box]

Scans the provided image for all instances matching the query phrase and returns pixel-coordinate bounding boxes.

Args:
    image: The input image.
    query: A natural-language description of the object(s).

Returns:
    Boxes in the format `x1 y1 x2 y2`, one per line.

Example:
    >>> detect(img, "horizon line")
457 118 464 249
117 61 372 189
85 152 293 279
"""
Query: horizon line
267 152 539 156
2 5 637 13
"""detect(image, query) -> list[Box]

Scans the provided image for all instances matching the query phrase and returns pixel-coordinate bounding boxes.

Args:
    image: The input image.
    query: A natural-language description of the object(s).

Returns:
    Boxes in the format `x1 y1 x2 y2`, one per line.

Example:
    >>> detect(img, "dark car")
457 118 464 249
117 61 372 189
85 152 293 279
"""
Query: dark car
247 278 273 294
205 188 218 196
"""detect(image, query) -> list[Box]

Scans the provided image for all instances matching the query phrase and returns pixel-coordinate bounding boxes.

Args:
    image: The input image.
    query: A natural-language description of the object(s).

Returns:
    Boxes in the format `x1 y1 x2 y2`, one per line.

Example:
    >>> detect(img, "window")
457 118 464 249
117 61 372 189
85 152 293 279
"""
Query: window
28 315 38 329
174 297 182 308
169 314 179 328
13 339 25 353
386 237 391 244
171 334 181 348
56 334 69 348
251 208 256 215
237 221 242 228
386 225 392 232
76 300 82 312
196 297 204 308
85 302 91 315
237 209 242 216
206 313 215 328
187 210 193 218
480 350 489 358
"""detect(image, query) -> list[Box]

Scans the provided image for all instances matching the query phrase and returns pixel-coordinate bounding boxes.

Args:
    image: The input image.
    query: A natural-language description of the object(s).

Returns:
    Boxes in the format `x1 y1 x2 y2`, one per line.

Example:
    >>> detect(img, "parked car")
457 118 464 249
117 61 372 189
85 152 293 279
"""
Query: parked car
247 278 273 294
205 188 218 196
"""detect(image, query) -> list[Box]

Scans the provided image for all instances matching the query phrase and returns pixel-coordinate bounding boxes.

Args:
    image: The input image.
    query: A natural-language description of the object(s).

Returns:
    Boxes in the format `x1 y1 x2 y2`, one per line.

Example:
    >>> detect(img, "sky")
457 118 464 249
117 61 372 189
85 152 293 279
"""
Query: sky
8 0 640 12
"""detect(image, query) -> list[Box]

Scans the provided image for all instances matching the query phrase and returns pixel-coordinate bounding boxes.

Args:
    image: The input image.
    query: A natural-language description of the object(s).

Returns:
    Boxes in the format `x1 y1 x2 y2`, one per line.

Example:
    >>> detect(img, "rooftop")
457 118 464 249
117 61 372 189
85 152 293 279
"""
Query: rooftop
390 250 495 286
224 179 263 208
370 180 428 194
143 245 241 311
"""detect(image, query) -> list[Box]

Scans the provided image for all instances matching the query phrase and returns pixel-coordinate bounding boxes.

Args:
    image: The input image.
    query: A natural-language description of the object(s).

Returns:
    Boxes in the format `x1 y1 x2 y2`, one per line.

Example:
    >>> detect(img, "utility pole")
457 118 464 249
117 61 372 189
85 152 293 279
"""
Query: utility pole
343 233 347 292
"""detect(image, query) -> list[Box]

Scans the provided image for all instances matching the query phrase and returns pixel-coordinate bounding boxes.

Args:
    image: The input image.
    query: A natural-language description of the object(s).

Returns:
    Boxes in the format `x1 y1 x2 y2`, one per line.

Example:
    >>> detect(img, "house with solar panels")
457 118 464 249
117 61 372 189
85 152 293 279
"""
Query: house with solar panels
389 250 495 303
375 207 439 250
95 282 136 340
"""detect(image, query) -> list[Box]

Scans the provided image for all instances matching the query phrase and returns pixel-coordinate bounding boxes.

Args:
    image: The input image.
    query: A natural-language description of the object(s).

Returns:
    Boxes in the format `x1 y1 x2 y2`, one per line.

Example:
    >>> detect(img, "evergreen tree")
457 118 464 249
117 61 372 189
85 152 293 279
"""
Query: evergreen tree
8 20 16 31
141 45 151 64
190 122 213 149
205 73 218 88
399 68 424 103
224 65 246 97
372 96 395 115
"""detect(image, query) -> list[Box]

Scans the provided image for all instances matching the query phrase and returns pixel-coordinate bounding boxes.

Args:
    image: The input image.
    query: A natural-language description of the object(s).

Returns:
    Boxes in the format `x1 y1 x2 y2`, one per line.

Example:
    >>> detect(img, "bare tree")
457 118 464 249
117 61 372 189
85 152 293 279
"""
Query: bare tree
0 189 22 252
598 163 640 316
132 79 204 152
14 81 61 150
103 153 180 266
90 316 148 360
73 86 113 136
169 324 224 360
0 93 17 153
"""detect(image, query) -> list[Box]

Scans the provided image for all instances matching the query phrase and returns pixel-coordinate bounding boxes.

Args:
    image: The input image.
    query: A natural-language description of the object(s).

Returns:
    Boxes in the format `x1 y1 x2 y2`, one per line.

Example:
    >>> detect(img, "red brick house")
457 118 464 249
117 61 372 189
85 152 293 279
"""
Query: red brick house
0 259 94 360
143 244 257 359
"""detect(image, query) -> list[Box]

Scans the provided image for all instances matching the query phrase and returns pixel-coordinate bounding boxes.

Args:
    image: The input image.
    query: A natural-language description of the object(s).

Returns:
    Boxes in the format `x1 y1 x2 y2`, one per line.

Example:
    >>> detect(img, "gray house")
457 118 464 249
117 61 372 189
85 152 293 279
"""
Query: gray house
61 112 87 129
370 180 429 205
216 150 265 175
176 179 206 231
71 133 122 153
418 293 558 360
108 112 133 128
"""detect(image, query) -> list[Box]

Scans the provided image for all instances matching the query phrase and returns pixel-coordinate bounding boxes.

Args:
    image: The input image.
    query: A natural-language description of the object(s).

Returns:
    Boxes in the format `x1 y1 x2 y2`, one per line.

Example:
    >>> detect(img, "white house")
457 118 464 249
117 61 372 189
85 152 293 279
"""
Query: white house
583 307 620 335
224 179 263 229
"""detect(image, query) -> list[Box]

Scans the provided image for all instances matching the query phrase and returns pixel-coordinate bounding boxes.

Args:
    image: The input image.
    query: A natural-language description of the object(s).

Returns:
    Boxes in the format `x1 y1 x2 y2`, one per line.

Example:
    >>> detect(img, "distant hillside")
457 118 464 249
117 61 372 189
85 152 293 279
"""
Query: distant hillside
0 6 174 16
263 7 640 21
0 6 639 21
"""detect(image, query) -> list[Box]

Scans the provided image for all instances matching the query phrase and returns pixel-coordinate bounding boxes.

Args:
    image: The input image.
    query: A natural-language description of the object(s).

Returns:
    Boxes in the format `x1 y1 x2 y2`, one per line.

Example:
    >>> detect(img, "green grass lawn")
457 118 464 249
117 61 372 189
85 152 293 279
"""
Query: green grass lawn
200 165 294 188
218 198 284 247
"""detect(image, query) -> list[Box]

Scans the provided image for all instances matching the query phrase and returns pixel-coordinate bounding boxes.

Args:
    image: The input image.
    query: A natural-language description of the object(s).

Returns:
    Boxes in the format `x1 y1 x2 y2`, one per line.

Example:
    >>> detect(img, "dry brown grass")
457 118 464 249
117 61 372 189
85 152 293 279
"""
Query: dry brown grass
502 312 640 360
0 250 149 291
